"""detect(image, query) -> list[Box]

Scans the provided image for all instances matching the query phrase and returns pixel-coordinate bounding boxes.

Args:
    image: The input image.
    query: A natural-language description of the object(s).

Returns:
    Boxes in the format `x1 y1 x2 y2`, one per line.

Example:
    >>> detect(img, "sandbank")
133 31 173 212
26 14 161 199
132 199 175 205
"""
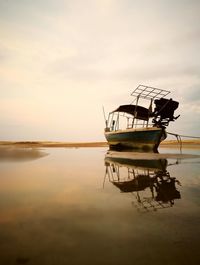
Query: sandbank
0 141 108 148
0 139 199 148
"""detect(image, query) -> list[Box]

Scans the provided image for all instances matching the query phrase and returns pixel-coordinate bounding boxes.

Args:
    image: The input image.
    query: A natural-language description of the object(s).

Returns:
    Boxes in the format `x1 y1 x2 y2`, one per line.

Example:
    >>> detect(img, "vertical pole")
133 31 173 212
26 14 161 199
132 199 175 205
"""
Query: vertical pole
132 95 139 128
110 113 114 131
115 112 119 131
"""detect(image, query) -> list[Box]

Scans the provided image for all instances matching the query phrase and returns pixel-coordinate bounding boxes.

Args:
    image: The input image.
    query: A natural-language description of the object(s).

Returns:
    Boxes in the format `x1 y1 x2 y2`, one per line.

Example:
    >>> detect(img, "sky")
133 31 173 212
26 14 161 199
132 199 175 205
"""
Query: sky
0 0 200 141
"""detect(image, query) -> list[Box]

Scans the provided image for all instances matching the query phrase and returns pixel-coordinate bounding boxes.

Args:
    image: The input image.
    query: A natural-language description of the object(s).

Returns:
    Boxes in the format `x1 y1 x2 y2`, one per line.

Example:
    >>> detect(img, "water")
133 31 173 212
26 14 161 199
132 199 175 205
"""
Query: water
0 147 200 265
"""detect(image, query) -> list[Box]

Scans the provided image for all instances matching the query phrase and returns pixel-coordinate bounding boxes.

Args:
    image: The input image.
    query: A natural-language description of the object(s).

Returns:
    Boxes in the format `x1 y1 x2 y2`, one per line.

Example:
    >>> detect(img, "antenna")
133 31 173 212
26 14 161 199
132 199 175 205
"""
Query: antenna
102 106 108 127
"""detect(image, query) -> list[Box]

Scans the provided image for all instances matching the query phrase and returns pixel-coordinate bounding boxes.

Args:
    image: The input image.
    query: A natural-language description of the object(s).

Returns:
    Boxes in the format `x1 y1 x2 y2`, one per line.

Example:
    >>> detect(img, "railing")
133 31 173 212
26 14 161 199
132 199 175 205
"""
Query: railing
107 111 154 131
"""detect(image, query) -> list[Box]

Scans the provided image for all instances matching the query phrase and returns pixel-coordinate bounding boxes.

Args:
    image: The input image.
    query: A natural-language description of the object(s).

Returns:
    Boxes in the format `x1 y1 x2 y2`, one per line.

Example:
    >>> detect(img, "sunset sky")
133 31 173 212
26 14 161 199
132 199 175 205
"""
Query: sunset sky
0 0 200 141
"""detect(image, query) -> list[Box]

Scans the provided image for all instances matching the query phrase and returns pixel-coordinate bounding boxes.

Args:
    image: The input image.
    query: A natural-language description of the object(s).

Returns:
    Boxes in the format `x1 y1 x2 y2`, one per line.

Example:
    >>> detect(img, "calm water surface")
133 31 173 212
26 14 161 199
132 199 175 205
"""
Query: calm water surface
0 147 200 265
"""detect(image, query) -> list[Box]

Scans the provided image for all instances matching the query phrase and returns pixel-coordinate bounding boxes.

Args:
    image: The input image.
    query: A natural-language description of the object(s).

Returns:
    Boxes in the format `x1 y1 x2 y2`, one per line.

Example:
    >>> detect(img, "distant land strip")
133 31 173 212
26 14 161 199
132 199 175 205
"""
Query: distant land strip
160 139 200 148
0 140 200 148
0 141 108 148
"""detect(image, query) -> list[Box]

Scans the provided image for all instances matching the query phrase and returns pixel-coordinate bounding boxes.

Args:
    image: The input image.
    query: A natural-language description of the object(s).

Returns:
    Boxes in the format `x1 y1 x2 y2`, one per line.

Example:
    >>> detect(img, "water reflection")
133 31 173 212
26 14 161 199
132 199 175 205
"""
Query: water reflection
0 148 199 265
105 151 181 212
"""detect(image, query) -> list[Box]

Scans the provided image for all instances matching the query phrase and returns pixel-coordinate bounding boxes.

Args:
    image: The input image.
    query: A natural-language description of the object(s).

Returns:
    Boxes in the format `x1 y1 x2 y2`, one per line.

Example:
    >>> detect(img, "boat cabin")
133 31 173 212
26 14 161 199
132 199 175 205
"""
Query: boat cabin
105 85 179 132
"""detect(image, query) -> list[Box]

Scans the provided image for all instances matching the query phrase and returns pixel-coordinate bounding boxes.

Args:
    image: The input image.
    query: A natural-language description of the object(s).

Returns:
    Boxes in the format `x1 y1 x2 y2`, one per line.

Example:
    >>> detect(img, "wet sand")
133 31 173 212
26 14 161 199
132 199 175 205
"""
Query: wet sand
0 147 48 161
0 139 200 148
0 140 200 161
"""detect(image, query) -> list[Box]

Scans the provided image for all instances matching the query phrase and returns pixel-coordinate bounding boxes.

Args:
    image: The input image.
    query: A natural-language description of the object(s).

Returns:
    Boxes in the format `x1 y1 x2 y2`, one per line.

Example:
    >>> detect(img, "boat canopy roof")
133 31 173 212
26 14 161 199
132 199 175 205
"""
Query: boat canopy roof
112 104 151 121
131 85 170 101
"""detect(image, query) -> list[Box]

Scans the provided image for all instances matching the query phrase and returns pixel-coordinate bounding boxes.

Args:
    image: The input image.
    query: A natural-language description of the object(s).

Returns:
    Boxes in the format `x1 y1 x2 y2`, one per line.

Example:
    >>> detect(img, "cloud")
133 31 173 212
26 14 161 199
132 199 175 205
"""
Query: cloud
181 85 200 102
0 0 200 140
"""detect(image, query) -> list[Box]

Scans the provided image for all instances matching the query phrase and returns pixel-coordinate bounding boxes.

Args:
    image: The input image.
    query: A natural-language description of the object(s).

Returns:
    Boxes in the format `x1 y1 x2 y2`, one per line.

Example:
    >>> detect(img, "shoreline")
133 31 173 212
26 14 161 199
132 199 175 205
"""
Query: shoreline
0 140 200 149
160 139 200 149
0 141 108 148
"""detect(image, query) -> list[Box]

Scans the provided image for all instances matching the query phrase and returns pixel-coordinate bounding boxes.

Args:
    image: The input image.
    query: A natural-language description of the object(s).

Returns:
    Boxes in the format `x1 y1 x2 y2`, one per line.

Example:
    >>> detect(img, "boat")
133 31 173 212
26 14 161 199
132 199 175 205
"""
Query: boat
104 85 180 151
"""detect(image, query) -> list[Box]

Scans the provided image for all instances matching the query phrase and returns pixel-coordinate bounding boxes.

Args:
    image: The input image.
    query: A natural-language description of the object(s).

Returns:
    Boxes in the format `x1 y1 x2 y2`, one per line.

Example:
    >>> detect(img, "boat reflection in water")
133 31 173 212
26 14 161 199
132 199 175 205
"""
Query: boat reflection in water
104 151 181 212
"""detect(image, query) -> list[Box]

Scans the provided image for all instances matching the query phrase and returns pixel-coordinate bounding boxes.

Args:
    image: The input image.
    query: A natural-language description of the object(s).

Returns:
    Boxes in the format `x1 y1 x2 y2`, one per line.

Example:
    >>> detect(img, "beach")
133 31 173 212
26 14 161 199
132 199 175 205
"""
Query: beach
0 139 200 148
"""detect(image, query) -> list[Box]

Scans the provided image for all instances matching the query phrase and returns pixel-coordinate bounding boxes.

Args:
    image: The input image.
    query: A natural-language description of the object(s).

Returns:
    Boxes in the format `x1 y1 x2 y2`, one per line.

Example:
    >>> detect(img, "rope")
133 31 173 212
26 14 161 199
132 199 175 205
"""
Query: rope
176 134 182 153
166 132 200 139
166 131 200 154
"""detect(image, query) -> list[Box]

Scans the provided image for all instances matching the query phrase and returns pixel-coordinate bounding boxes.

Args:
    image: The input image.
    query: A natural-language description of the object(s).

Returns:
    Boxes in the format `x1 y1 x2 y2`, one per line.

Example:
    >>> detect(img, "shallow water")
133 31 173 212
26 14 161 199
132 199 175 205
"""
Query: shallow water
0 147 200 265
